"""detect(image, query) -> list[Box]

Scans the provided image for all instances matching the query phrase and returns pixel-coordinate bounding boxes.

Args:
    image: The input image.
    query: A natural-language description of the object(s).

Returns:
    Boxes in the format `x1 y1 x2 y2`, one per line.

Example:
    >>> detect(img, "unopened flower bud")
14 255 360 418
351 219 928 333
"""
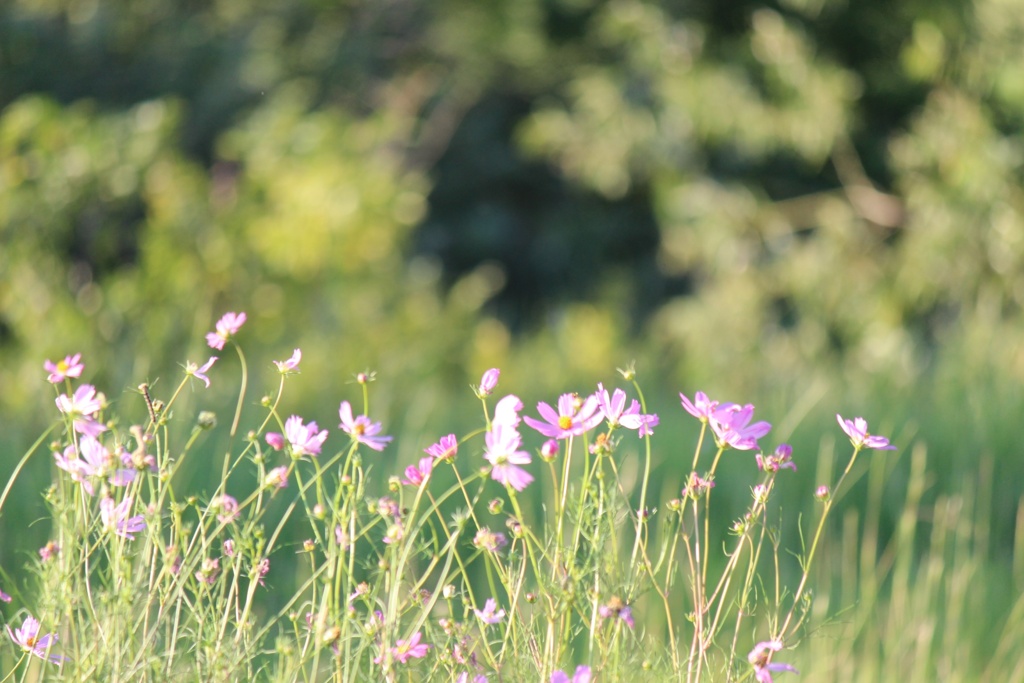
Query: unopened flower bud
488 498 504 515
197 411 217 430
815 485 830 502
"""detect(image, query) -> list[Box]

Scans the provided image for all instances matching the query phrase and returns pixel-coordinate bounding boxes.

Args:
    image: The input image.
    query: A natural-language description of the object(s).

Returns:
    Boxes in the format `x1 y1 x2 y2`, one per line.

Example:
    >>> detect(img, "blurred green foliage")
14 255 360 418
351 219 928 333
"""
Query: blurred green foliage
3 0 1024 603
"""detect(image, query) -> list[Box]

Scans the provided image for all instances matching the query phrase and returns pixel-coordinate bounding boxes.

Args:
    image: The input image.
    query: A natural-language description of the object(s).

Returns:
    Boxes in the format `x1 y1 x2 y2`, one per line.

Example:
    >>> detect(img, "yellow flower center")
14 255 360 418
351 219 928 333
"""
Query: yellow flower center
558 416 573 430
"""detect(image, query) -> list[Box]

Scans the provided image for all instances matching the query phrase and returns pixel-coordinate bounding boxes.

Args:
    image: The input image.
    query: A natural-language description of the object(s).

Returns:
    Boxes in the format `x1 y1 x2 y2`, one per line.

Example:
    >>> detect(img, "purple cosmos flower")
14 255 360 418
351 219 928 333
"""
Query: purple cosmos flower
44 354 84 384
425 434 458 463
389 631 430 664
748 640 798 683
404 456 434 487
338 401 392 451
492 394 523 430
269 415 329 459
185 356 218 388
457 674 488 683
680 390 729 422
55 384 106 437
598 597 635 628
836 415 897 451
597 384 659 436
264 466 289 490
484 425 534 491
476 368 500 397
54 435 136 495
474 598 506 625
551 665 591 683
39 542 60 562
206 311 247 350
274 348 302 373
101 497 146 540
709 403 771 451
756 444 797 473
6 615 67 664
0 588 10 602
524 393 604 440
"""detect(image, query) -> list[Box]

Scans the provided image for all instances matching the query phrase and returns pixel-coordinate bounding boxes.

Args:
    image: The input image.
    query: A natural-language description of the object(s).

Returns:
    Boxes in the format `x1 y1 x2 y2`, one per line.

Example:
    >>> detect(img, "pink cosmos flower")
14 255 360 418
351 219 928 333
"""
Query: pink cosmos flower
474 598 506 625
53 435 136 495
274 348 302 373
425 434 458 463
756 444 797 473
209 494 239 523
473 527 508 552
524 393 604 440
388 631 430 664
476 368 500 397
264 466 289 490
268 415 329 459
492 394 523 430
748 640 798 682
836 415 897 451
598 597 635 628
338 401 392 451
39 542 60 562
101 497 146 540
404 457 434 487
457 674 488 683
484 425 534 491
680 390 729 422
44 354 84 384
206 311 246 350
6 615 67 664
186 356 218 388
55 384 106 437
551 665 591 683
709 403 771 451
0 588 10 602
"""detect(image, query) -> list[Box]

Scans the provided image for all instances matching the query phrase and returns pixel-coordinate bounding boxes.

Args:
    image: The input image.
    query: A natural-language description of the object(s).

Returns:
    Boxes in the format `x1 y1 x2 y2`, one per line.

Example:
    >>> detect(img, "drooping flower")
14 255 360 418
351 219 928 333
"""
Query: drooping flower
476 368 500 397
709 404 771 451
55 384 106 437
748 640 798 683
474 598 506 625
492 394 523 430
6 615 67 664
100 497 146 540
388 631 430 664
268 415 328 459
484 425 534 491
274 348 302 373
551 665 591 683
756 444 797 473
404 457 434 487
44 354 84 384
836 415 897 451
425 434 458 463
206 311 247 350
473 527 508 553
264 466 289 490
598 596 635 628
185 356 218 388
679 390 728 422
338 401 392 451
524 393 604 440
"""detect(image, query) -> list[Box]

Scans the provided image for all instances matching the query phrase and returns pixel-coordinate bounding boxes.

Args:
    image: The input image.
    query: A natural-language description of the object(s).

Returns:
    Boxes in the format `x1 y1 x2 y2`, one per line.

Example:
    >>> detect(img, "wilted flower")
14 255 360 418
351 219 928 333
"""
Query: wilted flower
748 640 798 682
223 539 236 558
756 444 796 473
338 401 392 451
524 393 603 440
196 556 220 584
836 415 896 451
473 527 508 553
264 466 289 490
44 354 84 384
6 615 67 664
274 348 302 373
206 311 247 350
474 598 506 625
186 356 218 388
